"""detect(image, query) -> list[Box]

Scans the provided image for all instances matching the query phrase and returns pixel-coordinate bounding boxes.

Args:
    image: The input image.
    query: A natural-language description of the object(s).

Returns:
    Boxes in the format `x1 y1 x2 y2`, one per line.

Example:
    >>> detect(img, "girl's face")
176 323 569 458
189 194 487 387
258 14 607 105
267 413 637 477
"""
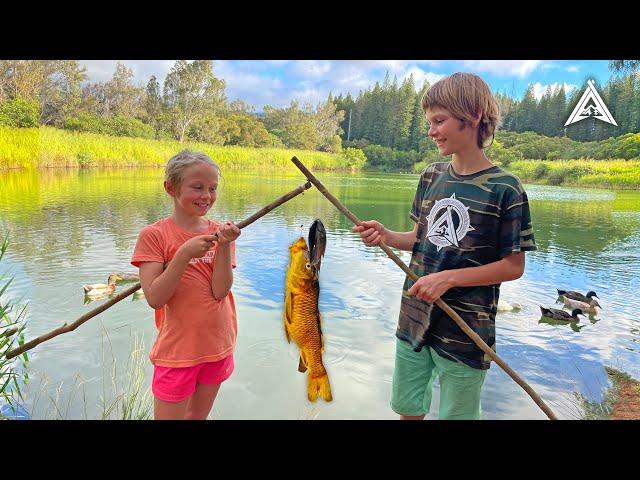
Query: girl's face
426 106 478 156
167 162 219 217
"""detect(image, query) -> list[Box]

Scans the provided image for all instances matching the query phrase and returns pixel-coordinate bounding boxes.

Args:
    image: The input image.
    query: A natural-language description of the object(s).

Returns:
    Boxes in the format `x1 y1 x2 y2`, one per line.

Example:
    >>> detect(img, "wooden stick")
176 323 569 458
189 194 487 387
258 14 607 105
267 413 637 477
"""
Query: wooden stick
4 181 313 360
291 156 558 420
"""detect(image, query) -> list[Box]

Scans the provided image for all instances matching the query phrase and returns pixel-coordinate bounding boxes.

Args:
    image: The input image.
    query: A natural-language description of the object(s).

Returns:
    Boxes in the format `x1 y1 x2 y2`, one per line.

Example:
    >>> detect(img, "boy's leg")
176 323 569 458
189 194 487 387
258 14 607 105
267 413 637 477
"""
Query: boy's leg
185 383 221 420
391 338 437 419
430 348 487 420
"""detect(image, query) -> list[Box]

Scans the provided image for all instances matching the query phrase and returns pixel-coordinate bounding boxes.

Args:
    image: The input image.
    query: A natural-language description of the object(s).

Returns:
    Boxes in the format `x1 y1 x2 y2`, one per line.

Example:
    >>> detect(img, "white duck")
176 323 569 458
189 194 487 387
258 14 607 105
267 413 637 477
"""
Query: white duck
83 273 122 296
497 299 522 312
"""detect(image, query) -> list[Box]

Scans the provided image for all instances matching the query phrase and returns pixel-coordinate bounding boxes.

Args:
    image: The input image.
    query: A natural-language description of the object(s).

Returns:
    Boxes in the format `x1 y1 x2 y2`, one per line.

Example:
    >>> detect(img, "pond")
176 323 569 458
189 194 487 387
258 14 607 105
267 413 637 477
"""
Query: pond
1 167 639 419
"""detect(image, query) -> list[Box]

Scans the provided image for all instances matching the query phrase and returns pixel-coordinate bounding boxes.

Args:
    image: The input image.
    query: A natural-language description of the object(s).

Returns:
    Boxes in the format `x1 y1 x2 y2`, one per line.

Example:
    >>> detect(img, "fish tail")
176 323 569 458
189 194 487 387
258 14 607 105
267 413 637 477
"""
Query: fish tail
308 373 332 402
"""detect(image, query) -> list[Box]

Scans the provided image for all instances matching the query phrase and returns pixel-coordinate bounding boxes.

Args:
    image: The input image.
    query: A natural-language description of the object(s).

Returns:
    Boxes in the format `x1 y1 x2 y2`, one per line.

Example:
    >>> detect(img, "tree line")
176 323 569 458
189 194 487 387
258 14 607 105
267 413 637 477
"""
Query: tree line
0 60 344 152
1 60 639 172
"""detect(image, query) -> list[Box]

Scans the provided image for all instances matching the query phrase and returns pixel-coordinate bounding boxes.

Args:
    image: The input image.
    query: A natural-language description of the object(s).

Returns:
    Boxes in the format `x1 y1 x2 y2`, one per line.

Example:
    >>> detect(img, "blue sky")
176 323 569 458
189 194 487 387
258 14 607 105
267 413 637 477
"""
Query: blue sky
81 60 615 111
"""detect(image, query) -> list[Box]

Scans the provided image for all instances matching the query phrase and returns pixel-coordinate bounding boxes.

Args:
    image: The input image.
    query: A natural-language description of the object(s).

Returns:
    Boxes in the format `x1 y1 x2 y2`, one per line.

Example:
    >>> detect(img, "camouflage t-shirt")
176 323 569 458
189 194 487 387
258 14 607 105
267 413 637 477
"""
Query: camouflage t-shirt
396 161 537 370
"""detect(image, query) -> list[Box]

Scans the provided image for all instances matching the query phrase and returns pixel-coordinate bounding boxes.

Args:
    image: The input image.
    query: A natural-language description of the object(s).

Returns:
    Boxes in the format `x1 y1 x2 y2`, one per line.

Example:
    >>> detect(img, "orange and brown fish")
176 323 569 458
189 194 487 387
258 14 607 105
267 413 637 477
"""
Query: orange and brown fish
283 219 332 402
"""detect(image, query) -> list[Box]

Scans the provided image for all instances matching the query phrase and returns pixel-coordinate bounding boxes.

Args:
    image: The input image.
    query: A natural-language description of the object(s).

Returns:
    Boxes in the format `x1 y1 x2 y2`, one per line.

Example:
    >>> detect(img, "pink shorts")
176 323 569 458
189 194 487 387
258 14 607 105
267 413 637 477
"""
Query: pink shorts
152 355 234 403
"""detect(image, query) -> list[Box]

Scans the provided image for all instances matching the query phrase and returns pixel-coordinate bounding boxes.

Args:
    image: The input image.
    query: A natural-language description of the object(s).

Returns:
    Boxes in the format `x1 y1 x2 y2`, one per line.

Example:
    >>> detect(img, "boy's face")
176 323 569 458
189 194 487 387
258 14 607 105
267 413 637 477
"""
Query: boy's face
425 107 478 156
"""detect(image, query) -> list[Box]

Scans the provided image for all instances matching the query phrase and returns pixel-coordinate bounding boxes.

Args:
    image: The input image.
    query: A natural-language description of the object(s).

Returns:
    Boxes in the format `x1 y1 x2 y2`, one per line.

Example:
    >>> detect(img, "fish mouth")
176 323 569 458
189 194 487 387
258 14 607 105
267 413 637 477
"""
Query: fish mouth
308 218 326 270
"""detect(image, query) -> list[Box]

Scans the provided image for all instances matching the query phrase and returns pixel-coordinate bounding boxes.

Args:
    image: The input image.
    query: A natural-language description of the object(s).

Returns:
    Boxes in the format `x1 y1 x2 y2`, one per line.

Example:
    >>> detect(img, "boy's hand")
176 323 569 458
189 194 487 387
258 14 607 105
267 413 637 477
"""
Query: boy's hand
215 220 241 245
352 220 387 246
407 271 454 304
179 234 216 259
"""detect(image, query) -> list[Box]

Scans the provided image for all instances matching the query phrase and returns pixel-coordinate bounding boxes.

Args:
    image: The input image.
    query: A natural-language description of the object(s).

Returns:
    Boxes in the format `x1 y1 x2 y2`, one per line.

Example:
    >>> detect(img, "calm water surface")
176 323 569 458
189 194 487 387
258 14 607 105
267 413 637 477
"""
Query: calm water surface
1 167 639 419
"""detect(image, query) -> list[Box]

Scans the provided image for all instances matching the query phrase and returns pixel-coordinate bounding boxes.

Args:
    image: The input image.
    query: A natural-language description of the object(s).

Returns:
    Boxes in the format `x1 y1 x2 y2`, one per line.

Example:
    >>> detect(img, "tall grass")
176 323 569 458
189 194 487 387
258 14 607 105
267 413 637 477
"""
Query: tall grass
506 159 640 189
24 330 153 420
0 126 360 172
0 232 29 419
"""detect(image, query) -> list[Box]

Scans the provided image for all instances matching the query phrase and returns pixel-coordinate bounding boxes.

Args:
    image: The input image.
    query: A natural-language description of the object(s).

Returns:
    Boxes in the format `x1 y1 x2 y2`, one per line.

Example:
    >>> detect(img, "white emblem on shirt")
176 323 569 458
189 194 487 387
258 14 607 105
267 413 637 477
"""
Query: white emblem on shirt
426 193 474 251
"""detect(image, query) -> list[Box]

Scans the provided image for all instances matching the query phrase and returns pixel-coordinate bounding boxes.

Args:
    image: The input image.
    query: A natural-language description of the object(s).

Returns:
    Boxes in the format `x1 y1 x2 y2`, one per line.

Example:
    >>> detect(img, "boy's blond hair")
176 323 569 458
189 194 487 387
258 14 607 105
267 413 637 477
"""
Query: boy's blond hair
164 149 220 191
421 72 502 149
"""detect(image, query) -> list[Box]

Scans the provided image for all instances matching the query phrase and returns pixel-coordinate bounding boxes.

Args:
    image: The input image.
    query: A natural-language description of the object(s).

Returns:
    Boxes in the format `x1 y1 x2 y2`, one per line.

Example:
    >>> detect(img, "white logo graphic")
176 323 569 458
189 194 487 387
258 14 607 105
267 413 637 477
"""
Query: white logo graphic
565 79 617 127
426 194 474 251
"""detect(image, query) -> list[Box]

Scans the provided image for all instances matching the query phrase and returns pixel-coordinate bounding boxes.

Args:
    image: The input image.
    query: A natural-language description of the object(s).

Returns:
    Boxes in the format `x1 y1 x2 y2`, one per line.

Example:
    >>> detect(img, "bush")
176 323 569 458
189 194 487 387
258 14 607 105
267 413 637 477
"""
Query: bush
0 97 40 128
340 147 367 170
533 162 550 179
65 114 154 139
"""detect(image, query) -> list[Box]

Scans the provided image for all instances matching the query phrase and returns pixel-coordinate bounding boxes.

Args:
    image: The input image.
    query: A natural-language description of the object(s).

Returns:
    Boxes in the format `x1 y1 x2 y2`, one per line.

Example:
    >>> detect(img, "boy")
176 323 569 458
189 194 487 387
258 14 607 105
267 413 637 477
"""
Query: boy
352 72 536 420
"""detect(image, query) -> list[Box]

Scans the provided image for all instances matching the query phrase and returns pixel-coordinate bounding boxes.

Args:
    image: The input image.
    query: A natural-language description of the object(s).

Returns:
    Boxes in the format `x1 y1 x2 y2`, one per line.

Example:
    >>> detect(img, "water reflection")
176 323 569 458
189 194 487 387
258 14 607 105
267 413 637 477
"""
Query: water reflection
1 168 639 419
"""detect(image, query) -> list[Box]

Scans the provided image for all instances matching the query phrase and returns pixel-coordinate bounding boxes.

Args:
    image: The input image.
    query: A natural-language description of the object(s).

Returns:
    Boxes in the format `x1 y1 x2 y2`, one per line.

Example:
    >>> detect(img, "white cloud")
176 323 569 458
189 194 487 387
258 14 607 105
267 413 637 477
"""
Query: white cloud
461 60 544 78
401 67 445 90
292 60 332 77
80 60 175 86
531 82 577 100
566 65 580 73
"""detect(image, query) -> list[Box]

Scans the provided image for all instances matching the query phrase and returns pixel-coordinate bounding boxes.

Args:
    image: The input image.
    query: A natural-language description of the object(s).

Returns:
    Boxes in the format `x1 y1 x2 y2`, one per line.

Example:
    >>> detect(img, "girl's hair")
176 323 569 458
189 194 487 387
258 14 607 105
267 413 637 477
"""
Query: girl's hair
164 150 220 190
421 72 502 148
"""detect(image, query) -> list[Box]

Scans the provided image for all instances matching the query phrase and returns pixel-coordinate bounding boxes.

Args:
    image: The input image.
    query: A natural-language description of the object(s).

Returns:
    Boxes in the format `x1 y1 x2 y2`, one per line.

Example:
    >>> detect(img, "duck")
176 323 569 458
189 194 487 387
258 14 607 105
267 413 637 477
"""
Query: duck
497 299 522 312
540 306 585 322
556 289 600 307
111 272 139 282
83 273 122 296
561 296 601 314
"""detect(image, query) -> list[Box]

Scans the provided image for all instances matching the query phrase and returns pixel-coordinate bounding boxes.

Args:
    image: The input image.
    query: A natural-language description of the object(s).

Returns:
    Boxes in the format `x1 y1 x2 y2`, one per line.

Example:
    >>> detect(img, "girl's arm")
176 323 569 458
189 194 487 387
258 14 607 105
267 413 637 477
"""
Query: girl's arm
352 221 418 252
139 235 216 309
408 253 525 303
211 221 241 300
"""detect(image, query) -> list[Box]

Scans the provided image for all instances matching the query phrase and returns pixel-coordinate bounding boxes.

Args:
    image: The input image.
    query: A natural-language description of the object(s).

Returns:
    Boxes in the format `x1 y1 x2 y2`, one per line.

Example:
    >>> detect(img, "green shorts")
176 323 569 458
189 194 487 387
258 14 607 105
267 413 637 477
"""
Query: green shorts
391 338 487 419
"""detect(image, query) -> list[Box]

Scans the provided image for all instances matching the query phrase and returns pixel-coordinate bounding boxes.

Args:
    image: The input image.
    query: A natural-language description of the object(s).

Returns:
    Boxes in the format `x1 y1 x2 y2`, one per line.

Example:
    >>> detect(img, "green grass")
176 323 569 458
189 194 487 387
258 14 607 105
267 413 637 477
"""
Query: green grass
0 126 361 172
506 159 640 189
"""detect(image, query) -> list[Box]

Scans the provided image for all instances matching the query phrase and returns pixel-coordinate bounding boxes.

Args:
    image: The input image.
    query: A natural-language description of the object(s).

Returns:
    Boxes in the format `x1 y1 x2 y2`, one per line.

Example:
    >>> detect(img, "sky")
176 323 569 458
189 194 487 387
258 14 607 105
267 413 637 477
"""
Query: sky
80 60 616 111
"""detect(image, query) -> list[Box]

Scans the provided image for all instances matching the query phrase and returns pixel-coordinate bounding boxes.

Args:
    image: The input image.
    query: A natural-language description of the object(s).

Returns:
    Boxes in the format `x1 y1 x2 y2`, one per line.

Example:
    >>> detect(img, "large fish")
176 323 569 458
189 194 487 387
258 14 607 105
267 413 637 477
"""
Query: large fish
284 219 332 402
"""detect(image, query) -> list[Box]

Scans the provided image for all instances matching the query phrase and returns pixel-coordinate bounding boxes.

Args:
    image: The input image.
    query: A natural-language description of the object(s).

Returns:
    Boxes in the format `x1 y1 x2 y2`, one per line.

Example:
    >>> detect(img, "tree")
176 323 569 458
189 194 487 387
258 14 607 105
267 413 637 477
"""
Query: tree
143 75 163 137
103 62 142 118
313 99 344 152
163 60 226 142
609 60 640 74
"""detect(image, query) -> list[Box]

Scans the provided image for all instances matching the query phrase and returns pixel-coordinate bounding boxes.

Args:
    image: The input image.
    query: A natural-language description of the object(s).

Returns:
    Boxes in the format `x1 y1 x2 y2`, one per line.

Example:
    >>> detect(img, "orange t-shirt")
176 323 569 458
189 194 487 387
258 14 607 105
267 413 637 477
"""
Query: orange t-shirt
131 217 237 367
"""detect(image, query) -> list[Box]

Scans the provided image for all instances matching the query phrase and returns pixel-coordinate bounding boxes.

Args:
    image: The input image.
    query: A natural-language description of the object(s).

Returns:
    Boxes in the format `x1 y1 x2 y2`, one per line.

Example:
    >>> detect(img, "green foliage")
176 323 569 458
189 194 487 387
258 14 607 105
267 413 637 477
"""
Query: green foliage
0 233 29 418
0 96 39 128
65 113 154 139
340 147 367 170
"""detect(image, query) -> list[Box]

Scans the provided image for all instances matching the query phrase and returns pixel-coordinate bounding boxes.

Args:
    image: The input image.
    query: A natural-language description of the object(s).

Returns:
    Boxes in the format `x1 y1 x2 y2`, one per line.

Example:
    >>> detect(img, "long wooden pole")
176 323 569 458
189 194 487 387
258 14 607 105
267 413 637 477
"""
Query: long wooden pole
291 156 558 420
5 181 313 360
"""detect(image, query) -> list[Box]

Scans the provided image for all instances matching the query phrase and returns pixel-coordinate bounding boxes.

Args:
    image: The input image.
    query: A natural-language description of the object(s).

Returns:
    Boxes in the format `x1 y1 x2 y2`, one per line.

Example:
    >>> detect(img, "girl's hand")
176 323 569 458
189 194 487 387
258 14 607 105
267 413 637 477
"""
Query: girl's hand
179 234 216 259
352 220 387 246
216 220 241 245
407 271 454 304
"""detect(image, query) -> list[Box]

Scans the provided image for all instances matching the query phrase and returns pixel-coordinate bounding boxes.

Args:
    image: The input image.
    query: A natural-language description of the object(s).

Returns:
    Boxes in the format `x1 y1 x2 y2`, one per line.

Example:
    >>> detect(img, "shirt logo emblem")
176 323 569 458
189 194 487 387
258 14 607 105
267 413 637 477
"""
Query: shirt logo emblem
426 193 474 251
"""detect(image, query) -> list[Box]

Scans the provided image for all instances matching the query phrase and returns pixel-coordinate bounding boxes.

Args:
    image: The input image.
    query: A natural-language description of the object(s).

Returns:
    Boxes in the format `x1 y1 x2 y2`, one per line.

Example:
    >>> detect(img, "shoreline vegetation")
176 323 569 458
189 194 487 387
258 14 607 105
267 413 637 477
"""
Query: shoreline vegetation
577 367 640 420
0 126 639 189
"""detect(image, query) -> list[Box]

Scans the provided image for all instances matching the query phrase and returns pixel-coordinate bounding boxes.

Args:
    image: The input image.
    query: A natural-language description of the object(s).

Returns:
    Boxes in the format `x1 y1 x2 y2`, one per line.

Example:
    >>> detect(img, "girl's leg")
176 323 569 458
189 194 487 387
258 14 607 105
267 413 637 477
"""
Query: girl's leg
184 383 221 420
154 396 189 420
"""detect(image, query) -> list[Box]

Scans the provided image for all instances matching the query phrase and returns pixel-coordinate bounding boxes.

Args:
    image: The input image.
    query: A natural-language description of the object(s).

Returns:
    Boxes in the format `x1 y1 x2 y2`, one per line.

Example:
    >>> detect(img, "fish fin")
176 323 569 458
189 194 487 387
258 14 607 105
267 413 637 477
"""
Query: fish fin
316 312 324 353
284 322 291 343
298 356 307 373
284 291 293 325
308 373 332 402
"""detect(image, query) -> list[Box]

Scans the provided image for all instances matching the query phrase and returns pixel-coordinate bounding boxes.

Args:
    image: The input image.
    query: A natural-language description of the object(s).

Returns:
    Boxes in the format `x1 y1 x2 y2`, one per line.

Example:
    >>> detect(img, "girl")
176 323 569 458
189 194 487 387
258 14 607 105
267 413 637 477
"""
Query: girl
352 73 537 420
131 150 241 420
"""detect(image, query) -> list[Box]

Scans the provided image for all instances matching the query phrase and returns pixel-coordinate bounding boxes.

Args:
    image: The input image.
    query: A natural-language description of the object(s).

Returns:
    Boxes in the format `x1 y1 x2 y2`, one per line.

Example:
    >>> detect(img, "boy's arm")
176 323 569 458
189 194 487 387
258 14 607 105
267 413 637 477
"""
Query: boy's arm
352 221 418 252
408 252 525 303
